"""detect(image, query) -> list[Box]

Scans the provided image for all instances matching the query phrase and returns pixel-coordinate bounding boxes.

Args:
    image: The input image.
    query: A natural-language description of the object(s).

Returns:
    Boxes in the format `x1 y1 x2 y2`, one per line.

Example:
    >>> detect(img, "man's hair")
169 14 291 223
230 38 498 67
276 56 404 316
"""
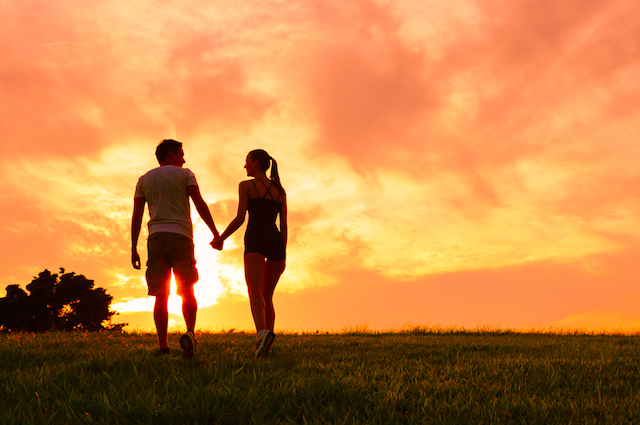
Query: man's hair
155 139 182 164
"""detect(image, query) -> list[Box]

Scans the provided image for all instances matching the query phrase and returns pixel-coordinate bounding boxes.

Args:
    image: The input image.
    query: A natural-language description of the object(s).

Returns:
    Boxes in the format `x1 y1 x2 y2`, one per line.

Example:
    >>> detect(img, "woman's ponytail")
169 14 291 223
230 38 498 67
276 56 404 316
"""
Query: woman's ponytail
248 149 285 197
269 156 285 197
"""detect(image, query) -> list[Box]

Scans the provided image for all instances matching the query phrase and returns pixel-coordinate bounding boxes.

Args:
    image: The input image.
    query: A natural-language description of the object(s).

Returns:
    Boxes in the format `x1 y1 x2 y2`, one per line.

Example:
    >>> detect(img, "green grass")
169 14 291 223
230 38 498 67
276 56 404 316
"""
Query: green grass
2 329 640 424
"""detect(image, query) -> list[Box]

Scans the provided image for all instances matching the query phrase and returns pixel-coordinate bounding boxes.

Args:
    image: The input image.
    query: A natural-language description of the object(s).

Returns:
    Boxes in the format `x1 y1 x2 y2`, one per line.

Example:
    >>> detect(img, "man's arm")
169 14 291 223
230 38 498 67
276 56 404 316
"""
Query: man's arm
131 197 146 269
188 185 219 238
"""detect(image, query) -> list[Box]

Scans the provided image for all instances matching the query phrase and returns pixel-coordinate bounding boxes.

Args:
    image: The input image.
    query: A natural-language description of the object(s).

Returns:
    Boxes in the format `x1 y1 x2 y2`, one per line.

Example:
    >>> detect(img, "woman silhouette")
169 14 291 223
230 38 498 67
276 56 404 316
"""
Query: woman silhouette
212 149 287 357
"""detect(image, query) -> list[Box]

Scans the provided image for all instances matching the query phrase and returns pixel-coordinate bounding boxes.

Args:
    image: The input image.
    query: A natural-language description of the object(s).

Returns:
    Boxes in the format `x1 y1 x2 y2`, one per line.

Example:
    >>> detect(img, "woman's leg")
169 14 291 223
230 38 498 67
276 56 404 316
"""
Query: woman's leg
263 260 285 331
244 253 267 333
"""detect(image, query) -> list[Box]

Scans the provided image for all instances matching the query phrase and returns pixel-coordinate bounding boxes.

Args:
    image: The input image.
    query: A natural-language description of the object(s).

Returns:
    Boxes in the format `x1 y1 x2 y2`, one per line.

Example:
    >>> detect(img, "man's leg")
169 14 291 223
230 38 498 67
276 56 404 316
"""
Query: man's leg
147 233 172 350
181 287 197 333
179 288 198 358
171 233 199 358
171 234 199 334
154 294 169 349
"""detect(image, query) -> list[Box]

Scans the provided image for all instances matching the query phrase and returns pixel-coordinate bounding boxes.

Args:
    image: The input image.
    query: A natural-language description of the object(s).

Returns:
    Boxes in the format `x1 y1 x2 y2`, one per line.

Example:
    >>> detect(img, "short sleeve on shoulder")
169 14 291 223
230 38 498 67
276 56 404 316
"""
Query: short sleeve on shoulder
186 168 198 187
134 178 145 199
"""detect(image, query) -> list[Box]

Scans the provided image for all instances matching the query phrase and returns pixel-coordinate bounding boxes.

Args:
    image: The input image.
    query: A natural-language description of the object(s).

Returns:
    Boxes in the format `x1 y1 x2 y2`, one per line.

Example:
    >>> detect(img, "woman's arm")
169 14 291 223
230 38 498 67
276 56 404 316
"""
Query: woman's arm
214 182 249 248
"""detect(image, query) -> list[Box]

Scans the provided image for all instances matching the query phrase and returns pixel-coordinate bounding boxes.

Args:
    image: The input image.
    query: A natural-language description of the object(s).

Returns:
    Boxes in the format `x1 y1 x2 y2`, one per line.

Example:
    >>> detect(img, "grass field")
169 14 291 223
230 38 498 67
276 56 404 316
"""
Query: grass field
1 328 640 424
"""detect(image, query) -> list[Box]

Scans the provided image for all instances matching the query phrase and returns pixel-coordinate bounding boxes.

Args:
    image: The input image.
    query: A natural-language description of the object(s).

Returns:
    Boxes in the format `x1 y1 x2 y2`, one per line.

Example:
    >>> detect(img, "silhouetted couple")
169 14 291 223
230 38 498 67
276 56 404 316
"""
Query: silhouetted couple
131 140 287 359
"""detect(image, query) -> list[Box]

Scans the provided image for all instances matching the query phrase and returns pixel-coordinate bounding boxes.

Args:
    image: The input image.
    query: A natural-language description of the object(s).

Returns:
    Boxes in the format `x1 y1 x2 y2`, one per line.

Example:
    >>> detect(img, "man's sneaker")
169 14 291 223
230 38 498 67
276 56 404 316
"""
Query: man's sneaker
255 329 275 358
180 331 197 359
264 331 276 357
154 348 171 357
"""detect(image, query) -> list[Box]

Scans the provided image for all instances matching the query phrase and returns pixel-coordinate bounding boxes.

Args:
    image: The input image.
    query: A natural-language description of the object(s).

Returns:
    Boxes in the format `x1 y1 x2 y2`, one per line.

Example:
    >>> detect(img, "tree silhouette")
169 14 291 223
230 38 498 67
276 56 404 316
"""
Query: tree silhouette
0 268 126 332
24 270 57 332
0 285 29 332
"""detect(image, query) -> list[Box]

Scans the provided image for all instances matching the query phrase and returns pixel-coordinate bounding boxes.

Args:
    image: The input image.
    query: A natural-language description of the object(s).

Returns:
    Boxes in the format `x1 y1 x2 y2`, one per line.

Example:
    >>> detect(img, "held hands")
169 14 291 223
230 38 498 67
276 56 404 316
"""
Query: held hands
211 236 224 251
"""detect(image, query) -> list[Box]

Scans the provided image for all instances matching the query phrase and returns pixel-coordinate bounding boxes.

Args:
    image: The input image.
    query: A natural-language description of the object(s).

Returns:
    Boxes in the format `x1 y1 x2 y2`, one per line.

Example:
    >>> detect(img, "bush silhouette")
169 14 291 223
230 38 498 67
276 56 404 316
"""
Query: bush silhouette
0 268 126 332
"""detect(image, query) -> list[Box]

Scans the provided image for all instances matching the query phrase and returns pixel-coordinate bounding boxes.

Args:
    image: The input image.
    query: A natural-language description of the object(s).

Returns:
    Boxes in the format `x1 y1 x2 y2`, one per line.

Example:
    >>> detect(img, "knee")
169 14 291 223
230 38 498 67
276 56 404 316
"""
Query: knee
246 284 264 298
181 291 196 304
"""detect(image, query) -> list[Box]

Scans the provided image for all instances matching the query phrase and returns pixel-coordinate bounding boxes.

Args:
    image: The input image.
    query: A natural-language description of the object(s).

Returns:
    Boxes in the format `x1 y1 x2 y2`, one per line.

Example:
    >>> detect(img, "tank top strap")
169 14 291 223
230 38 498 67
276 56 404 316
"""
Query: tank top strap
255 179 276 200
250 179 260 197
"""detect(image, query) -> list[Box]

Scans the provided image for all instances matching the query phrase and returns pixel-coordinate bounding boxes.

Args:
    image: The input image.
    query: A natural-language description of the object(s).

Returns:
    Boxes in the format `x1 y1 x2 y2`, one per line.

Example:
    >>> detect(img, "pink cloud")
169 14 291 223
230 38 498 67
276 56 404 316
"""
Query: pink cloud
0 1 273 159
283 0 640 213
142 31 274 138
299 2 439 174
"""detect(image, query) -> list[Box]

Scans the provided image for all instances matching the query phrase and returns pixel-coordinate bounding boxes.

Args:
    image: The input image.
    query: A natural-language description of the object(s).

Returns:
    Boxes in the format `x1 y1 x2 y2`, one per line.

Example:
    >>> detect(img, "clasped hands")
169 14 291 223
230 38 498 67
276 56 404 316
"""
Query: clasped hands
210 235 224 251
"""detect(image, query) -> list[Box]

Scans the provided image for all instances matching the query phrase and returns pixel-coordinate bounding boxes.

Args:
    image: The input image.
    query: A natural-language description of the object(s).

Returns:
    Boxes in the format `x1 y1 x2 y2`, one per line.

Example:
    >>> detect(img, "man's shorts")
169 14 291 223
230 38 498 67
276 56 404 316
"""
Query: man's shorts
146 232 198 297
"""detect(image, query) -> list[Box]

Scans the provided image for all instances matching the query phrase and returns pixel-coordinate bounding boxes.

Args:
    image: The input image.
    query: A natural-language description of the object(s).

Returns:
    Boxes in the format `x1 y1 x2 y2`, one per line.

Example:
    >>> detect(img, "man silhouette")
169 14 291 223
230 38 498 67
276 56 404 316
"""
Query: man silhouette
131 139 219 358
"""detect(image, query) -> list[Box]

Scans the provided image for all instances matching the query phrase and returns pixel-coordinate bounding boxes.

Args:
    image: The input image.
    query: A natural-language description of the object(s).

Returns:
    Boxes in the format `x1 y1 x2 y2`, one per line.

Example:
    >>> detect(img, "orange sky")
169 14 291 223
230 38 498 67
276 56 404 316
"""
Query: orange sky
2 0 640 332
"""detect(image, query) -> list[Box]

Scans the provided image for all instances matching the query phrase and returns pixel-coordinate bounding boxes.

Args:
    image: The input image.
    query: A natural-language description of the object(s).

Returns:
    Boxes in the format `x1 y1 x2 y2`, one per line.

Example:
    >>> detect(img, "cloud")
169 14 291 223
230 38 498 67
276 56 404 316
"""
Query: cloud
295 2 440 175
274 0 640 217
0 0 274 160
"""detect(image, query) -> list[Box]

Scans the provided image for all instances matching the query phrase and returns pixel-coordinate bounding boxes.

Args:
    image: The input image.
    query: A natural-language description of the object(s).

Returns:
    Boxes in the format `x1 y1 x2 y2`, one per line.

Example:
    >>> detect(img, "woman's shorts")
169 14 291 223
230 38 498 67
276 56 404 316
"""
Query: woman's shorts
244 233 286 261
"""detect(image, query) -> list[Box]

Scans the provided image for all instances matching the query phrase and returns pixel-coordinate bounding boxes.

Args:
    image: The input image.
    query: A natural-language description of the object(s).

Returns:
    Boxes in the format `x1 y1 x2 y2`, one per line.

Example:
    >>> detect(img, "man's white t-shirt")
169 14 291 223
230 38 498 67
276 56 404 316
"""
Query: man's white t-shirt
134 165 198 239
